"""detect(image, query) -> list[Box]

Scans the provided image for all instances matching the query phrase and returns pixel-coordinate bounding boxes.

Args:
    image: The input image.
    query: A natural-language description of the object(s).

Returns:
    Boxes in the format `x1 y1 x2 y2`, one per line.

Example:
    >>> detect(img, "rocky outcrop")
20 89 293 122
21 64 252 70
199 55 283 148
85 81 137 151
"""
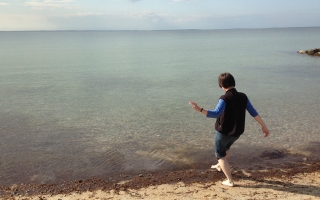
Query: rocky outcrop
298 48 320 57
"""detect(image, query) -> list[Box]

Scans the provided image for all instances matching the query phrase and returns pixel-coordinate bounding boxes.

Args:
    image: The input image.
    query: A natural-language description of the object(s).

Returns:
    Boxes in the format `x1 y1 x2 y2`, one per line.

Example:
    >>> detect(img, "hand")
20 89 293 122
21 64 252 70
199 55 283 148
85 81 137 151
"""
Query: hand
262 126 269 137
253 115 270 138
189 101 201 112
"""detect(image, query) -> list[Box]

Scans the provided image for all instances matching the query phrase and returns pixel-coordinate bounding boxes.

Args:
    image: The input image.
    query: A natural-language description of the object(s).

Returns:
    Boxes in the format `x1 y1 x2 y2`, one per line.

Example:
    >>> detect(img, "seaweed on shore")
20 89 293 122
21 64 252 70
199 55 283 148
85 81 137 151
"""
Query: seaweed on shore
0 160 319 199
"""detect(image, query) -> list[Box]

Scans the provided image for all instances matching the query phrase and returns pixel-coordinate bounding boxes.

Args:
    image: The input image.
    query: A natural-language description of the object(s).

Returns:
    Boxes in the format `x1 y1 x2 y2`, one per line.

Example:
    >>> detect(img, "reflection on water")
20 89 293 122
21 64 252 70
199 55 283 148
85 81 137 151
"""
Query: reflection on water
0 29 320 186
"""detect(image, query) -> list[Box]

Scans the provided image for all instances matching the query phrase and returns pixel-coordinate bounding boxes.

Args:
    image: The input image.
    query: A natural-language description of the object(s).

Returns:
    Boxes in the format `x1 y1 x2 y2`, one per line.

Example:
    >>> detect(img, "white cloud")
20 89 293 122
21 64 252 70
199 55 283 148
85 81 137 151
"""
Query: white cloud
74 12 104 17
1 1 320 31
126 11 165 19
25 0 77 9
0 14 56 31
39 10 174 30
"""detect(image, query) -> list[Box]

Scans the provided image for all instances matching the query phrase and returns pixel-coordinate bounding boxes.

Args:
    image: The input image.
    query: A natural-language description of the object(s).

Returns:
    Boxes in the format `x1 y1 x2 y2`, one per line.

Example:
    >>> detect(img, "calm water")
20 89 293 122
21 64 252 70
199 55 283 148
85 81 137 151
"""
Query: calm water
0 28 320 185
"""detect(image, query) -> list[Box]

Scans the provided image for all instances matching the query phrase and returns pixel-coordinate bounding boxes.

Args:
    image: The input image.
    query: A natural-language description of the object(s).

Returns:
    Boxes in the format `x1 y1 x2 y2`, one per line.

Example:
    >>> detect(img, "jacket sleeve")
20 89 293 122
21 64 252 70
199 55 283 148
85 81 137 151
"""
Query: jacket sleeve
206 99 225 118
246 99 258 117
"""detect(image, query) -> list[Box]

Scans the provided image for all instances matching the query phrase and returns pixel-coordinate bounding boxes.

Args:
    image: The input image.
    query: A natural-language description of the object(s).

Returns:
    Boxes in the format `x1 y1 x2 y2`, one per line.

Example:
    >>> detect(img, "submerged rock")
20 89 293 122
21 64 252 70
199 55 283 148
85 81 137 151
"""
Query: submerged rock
298 48 320 56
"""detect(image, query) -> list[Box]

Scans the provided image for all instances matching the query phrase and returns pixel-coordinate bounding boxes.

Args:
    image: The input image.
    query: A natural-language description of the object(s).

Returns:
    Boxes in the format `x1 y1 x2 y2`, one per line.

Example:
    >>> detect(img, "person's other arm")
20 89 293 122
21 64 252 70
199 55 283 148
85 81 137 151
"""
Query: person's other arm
246 99 270 137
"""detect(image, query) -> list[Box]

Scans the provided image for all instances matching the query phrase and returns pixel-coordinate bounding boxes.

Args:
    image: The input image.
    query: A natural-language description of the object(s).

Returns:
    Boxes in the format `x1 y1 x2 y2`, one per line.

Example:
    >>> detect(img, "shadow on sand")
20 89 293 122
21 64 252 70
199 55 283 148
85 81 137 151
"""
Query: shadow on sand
239 178 320 198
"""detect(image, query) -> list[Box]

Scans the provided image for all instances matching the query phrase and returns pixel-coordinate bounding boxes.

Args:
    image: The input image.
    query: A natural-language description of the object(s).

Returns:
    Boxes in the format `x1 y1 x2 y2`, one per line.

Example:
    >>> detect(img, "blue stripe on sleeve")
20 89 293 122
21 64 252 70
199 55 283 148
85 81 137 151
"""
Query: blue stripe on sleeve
206 99 225 118
246 99 258 117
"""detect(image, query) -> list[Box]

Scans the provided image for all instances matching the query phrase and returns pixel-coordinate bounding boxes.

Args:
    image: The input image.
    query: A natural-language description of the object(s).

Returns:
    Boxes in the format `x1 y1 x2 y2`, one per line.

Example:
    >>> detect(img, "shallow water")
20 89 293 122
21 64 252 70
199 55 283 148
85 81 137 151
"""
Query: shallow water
0 28 320 185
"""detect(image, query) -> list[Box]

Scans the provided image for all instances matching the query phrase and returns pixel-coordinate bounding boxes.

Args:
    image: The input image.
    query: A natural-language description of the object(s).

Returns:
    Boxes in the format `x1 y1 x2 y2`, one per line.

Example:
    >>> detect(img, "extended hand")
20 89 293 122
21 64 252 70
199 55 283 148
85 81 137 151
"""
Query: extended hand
189 101 200 112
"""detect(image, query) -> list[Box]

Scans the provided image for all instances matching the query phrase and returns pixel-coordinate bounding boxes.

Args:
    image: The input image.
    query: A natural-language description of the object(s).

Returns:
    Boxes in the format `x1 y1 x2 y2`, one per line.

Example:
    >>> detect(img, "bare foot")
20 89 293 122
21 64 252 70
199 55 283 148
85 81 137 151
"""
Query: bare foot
222 180 234 187
211 164 221 172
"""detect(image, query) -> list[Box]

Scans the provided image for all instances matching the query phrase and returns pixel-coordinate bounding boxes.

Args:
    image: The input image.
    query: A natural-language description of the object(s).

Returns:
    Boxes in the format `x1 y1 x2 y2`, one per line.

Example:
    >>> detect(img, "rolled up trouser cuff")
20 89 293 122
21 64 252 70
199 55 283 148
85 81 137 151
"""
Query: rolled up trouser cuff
215 131 239 159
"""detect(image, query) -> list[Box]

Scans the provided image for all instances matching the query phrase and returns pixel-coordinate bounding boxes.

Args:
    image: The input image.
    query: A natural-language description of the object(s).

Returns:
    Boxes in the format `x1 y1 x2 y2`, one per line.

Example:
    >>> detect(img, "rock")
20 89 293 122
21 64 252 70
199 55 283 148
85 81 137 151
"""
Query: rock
298 48 320 56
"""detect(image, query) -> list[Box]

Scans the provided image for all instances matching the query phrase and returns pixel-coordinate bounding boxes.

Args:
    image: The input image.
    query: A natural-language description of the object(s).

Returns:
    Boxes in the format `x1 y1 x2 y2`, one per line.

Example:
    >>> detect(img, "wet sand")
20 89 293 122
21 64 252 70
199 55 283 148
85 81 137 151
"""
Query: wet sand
1 159 319 200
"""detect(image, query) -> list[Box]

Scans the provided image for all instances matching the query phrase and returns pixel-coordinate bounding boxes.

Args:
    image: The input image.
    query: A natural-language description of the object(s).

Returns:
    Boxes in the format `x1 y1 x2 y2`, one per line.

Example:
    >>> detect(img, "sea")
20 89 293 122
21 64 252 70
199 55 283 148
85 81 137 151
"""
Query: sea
0 27 319 186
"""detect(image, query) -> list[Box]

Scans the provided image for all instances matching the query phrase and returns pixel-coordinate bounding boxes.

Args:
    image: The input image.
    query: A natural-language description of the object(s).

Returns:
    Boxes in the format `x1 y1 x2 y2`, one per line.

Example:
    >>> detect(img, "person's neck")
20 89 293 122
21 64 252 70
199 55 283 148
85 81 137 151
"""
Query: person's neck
223 86 234 92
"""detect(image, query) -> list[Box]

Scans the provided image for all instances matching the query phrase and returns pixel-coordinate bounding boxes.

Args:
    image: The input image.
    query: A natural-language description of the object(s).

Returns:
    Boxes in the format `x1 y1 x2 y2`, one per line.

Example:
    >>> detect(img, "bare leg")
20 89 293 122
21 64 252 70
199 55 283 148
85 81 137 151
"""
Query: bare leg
225 150 229 159
218 157 234 187
211 150 230 172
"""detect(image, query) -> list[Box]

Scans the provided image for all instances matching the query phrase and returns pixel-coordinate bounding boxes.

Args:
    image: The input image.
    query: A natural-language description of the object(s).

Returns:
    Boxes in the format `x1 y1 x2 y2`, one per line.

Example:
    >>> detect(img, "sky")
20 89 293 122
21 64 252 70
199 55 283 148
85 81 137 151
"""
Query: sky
0 0 320 31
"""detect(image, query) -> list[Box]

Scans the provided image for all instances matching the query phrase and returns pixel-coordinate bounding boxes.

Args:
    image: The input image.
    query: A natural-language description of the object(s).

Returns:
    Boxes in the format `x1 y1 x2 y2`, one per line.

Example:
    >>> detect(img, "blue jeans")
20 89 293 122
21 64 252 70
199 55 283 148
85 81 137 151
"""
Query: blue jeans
215 131 239 159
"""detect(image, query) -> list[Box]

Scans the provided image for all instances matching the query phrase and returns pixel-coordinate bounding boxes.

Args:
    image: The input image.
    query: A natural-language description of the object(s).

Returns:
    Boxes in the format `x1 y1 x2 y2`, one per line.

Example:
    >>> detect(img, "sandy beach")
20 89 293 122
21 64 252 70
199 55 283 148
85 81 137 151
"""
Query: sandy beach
1 159 319 200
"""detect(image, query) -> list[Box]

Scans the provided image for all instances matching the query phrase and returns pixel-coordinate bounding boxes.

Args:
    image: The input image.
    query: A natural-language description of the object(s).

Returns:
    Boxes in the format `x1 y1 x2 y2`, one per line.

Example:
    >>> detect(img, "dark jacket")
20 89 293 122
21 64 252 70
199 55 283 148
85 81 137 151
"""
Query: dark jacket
215 88 248 137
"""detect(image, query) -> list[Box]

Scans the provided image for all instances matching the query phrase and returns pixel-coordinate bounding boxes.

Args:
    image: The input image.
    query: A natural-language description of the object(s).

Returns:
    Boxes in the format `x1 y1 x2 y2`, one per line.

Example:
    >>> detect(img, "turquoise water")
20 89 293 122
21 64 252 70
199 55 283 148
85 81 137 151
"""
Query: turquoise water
0 28 320 185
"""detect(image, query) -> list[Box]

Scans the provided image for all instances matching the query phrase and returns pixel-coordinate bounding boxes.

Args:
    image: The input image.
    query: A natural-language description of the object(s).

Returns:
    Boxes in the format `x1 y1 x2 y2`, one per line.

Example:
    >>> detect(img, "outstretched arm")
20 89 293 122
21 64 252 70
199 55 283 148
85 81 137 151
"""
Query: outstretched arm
253 115 269 137
189 100 225 117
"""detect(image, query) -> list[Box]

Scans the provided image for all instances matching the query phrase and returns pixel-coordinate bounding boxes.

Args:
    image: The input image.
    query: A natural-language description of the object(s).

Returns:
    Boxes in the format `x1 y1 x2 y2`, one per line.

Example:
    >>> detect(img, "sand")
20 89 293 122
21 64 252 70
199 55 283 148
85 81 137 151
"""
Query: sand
17 172 320 200
2 160 319 200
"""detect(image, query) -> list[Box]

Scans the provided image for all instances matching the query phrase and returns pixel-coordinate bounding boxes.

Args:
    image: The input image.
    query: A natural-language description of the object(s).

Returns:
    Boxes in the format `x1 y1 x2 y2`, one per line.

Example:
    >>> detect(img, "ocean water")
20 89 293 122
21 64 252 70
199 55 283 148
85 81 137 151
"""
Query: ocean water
0 27 320 185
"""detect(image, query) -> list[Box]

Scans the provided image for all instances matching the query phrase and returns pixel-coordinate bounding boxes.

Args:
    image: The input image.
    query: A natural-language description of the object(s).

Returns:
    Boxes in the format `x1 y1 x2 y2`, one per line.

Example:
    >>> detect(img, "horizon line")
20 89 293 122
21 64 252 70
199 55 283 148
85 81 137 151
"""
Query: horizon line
0 26 319 32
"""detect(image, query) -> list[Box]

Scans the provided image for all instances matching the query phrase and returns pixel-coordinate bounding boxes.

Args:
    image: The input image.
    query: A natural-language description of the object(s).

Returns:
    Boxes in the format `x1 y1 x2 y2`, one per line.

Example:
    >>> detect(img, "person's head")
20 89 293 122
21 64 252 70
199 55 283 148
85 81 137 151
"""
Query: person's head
218 72 235 89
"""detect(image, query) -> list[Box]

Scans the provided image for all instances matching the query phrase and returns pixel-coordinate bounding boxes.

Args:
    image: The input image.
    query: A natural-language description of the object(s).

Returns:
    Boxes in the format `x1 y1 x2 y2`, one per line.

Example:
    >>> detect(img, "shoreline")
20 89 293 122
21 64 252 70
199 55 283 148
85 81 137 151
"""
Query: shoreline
1 159 319 199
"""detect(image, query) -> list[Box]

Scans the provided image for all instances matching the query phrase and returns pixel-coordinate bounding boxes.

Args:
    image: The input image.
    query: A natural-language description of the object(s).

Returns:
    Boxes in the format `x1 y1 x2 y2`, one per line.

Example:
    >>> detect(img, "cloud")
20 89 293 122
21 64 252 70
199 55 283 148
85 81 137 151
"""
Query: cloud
0 14 56 31
25 0 77 9
42 11 174 30
126 11 164 19
128 0 143 2
2 3 320 31
0 2 9 6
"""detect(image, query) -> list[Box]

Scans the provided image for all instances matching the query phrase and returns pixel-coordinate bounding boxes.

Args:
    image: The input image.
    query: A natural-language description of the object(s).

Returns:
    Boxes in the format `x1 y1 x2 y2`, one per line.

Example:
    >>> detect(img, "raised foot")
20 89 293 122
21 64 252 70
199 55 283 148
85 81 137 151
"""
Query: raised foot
222 180 234 187
211 164 221 172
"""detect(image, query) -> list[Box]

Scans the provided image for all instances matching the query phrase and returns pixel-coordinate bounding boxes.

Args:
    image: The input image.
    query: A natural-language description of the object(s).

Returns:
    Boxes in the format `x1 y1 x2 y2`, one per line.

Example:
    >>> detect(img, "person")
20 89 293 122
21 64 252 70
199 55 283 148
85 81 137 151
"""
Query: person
189 72 269 187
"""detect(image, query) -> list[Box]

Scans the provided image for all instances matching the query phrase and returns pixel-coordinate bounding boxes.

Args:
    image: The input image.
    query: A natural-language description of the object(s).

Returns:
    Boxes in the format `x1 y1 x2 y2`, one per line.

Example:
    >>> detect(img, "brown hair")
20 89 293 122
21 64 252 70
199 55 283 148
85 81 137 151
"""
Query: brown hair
218 72 235 88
